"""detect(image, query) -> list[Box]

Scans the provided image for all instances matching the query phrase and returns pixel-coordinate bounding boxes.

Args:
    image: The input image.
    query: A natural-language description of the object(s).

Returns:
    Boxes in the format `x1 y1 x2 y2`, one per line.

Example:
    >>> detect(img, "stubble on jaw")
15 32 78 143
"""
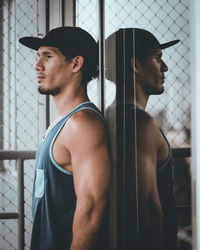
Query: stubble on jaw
38 86 61 96
146 87 164 96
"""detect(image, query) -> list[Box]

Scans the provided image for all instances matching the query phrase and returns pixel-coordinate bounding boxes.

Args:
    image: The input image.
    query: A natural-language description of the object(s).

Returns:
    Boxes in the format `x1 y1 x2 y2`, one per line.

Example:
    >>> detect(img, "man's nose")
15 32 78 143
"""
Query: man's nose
35 58 44 71
161 60 168 72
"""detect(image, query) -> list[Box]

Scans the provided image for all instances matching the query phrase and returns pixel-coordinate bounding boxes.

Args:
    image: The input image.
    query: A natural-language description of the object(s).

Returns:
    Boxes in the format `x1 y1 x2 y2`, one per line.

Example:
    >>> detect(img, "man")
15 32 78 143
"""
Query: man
19 26 111 250
105 28 179 250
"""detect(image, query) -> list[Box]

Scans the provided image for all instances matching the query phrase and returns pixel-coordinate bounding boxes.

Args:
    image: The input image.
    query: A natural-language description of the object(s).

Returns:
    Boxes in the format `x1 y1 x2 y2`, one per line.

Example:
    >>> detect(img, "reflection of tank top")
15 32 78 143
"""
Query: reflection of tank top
30 102 104 250
126 102 177 250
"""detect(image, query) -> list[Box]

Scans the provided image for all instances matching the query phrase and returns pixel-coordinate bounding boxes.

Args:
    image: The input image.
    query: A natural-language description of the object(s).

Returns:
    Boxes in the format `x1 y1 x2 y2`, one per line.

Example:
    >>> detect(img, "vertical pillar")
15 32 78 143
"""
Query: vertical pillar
98 0 105 113
191 0 200 249
0 1 4 171
63 0 76 26
45 0 50 128
17 159 24 250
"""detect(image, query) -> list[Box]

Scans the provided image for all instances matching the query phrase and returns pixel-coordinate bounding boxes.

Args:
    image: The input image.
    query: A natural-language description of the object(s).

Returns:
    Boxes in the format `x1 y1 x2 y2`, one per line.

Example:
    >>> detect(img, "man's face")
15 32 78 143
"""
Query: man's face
35 46 73 96
137 48 168 95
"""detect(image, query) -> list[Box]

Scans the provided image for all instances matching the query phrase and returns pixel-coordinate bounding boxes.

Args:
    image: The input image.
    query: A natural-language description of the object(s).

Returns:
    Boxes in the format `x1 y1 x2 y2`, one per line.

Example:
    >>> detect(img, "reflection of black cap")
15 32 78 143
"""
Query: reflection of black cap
19 26 98 54
130 28 180 51
112 28 180 62
116 28 180 62
105 28 180 82
106 28 180 64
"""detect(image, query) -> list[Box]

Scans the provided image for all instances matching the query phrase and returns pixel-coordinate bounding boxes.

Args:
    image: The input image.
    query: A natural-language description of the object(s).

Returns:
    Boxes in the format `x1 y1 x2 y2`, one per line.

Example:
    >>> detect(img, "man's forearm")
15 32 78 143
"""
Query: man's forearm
70 203 105 250
139 203 166 250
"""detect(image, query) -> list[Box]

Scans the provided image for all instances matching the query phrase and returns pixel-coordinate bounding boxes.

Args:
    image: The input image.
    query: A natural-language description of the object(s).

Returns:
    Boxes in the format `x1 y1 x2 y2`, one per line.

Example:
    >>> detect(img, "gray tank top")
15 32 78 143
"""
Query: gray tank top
30 102 104 250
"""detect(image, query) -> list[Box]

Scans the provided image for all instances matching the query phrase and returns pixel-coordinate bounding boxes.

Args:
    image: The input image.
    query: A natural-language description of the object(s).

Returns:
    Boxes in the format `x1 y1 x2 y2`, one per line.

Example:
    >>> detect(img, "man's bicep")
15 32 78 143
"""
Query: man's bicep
136 127 159 201
75 142 111 200
69 120 111 203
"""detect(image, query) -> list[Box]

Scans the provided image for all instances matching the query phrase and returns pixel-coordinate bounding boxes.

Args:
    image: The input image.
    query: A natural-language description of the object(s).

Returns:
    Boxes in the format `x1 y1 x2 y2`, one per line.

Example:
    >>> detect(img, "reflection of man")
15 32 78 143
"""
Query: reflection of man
106 28 179 250
19 26 111 250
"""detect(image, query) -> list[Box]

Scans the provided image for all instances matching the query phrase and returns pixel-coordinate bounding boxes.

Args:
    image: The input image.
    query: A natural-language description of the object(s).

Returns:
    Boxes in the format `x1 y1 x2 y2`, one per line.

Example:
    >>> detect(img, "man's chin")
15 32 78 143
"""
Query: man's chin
38 87 60 96
156 88 164 95
149 87 164 95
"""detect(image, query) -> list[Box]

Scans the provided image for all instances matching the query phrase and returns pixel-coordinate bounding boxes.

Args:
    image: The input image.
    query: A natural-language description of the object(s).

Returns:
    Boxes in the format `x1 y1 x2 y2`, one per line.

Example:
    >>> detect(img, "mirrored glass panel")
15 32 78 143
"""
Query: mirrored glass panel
104 1 191 250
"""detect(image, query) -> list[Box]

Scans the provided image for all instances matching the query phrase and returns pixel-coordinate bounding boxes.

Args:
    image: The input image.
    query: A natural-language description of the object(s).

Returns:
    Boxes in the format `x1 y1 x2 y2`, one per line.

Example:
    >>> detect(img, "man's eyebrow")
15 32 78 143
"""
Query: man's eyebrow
154 50 162 57
37 49 57 56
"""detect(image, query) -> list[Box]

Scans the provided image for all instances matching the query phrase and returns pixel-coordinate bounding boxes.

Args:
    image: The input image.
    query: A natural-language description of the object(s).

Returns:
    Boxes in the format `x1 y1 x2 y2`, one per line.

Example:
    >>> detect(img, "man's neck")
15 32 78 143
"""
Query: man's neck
126 78 149 110
135 95 148 110
128 91 149 110
53 83 89 117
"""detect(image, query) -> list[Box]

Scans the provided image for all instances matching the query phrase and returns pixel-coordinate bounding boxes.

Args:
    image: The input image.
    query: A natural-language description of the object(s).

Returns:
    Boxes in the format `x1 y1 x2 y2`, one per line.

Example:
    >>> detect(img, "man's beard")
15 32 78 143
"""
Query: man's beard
38 86 60 96
147 86 164 96
148 89 164 95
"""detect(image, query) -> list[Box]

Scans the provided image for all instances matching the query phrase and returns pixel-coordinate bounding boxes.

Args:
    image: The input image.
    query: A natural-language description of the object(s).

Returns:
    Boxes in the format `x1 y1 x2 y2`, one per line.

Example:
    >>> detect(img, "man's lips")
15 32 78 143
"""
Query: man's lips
161 76 165 83
37 74 45 82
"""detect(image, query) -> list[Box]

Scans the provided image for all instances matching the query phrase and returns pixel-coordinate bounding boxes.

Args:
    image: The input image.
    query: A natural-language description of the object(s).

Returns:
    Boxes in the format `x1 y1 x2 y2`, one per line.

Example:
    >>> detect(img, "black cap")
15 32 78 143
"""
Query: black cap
19 26 99 84
19 26 98 54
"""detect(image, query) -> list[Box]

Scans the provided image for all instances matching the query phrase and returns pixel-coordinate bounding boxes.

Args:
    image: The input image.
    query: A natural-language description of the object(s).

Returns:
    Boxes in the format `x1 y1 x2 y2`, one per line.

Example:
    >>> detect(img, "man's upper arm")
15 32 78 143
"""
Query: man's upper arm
136 114 161 203
136 113 166 250
65 111 112 207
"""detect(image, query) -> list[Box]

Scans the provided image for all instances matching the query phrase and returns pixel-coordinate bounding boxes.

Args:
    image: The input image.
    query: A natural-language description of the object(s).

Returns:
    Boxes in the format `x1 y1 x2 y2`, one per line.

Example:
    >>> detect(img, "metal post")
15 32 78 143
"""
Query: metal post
0 0 3 171
191 0 200 249
63 0 76 26
98 0 105 114
45 0 50 128
17 158 24 250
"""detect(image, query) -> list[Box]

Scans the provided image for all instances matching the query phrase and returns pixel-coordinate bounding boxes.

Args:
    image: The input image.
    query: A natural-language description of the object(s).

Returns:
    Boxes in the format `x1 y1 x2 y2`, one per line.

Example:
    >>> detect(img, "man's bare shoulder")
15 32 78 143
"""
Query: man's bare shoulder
69 108 105 131
136 109 161 147
62 109 107 146
136 109 158 130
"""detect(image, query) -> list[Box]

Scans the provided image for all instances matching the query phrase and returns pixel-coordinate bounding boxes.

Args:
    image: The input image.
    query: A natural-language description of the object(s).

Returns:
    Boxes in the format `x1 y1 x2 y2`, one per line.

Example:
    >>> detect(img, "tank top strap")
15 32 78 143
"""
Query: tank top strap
51 102 104 137
47 102 104 175
125 102 141 111
64 101 104 122
157 129 173 172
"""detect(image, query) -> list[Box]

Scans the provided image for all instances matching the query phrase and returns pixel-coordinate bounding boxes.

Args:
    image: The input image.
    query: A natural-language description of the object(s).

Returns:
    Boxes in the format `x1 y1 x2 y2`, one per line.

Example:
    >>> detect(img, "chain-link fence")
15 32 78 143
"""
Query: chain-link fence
0 0 45 249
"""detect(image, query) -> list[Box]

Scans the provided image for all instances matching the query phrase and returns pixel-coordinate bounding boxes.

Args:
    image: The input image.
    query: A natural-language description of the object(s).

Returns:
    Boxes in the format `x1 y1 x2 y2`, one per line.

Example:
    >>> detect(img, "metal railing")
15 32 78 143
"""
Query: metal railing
172 147 191 158
0 150 36 250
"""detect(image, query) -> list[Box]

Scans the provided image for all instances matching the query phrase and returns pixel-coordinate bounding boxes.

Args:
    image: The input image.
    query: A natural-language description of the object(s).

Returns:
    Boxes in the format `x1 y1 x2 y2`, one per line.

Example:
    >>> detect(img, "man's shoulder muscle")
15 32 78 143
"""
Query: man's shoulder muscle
136 110 159 138
62 109 107 150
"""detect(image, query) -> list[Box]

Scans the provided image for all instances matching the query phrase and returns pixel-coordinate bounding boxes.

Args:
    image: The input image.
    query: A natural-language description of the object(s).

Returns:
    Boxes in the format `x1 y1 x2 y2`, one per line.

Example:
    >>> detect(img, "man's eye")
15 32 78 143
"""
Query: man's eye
156 55 162 60
47 55 52 58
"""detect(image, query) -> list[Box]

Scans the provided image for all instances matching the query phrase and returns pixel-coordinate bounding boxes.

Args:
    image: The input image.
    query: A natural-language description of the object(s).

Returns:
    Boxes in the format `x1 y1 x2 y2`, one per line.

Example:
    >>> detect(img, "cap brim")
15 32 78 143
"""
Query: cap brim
160 39 180 49
19 37 58 50
19 37 45 50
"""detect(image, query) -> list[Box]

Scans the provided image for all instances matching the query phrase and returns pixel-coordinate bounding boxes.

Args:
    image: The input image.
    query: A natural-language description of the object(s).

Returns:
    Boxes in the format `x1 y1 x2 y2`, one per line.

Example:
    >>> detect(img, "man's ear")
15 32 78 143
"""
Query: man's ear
130 56 140 74
72 56 84 72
